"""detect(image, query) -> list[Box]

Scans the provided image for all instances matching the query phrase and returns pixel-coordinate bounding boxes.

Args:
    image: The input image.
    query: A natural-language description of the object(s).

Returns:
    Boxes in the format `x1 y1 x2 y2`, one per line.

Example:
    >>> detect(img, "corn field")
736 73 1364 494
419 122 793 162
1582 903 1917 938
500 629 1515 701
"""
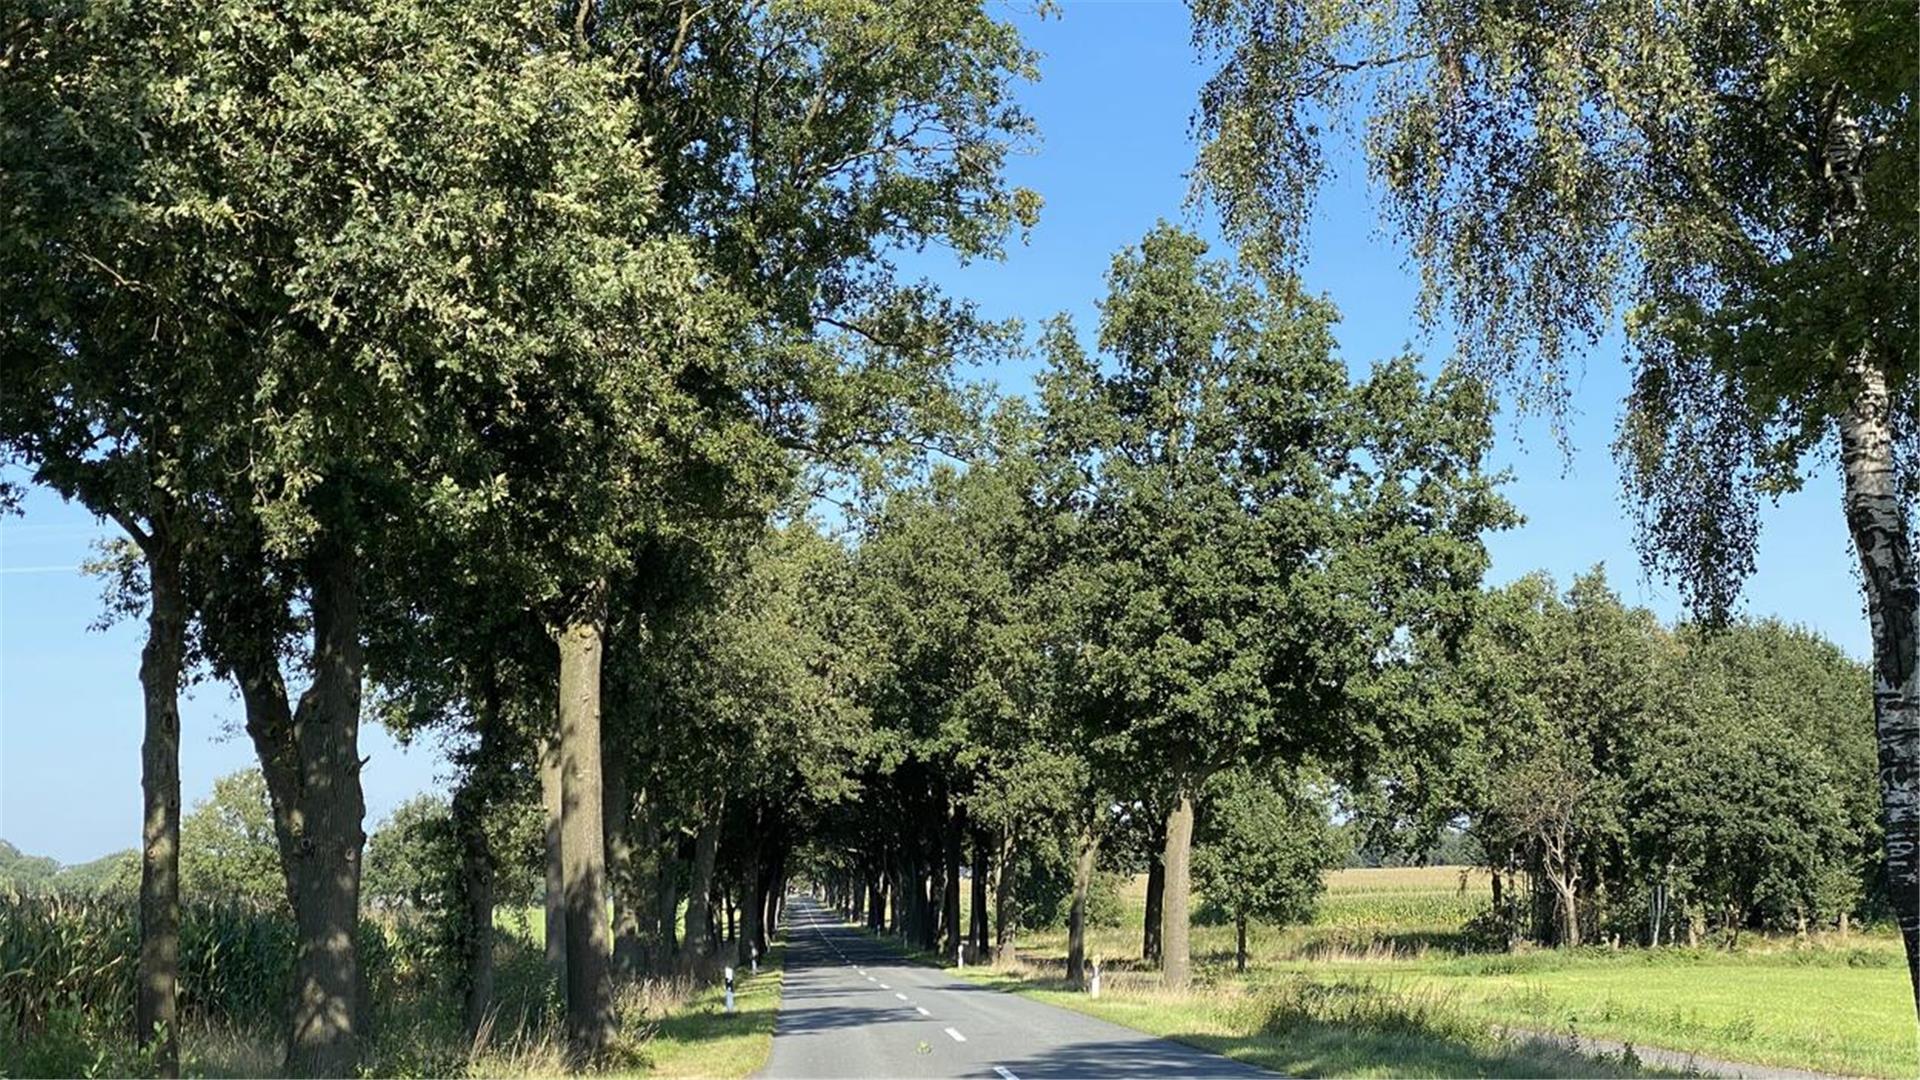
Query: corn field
0 890 400 1042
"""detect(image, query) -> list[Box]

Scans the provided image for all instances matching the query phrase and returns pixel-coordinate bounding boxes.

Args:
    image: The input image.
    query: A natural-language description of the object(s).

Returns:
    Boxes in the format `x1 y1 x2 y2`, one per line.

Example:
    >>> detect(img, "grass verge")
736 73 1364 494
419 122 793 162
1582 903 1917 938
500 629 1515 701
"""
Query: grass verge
938 869 1911 1079
834 908 1675 1078
640 942 784 1079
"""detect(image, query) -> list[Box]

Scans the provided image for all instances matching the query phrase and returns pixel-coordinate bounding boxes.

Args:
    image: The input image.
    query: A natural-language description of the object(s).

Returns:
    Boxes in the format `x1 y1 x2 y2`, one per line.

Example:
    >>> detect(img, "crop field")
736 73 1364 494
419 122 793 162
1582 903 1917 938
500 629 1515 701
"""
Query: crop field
0 891 781 1079
961 867 1916 1078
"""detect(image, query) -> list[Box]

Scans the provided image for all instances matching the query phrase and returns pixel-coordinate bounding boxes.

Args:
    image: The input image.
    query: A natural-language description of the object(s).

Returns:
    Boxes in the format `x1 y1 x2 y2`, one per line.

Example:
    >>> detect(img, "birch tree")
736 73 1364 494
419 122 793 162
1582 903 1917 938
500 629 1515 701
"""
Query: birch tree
1190 0 1919 1006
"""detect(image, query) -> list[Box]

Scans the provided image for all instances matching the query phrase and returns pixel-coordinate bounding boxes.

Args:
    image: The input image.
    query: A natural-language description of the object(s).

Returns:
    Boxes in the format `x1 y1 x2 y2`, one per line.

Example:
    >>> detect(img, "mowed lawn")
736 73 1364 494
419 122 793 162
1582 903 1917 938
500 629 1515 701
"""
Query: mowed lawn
955 866 1916 1078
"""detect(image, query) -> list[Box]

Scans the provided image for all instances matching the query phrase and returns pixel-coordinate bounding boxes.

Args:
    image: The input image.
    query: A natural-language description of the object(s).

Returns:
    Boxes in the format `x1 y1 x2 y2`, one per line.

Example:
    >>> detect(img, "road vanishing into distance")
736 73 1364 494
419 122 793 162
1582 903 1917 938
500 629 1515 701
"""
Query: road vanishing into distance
762 895 1270 1079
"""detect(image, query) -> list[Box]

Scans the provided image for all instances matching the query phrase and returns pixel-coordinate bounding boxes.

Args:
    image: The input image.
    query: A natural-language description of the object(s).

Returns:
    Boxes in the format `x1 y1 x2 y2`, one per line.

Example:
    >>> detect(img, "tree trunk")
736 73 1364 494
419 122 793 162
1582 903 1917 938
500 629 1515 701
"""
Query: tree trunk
655 837 682 971
739 841 764 967
453 778 495 1041
1142 855 1165 967
1838 352 1920 1015
1551 876 1581 948
270 544 369 1078
681 805 721 973
993 833 1017 966
1235 914 1247 973
1066 828 1099 990
1161 793 1195 990
453 662 506 1042
969 831 989 958
942 805 964 959
136 537 185 1077
887 869 901 934
925 848 946 951
555 602 614 1060
606 764 643 977
540 737 567 989
761 856 783 948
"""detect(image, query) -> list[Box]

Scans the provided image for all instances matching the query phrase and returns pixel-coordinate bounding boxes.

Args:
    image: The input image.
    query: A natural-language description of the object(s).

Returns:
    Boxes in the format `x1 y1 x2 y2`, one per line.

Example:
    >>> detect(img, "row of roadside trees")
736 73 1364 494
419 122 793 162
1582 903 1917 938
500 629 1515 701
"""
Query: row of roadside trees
4 2 1913 1073
806 230 1884 982
3 1 1042 1073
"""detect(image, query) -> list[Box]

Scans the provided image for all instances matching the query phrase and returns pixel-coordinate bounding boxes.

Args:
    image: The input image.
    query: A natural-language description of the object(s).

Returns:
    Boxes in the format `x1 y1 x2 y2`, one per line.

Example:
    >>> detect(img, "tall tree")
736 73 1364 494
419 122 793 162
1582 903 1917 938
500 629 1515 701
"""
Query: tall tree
8 0 716 1068
1191 0 1919 1004
1039 223 1514 987
0 6 236 1066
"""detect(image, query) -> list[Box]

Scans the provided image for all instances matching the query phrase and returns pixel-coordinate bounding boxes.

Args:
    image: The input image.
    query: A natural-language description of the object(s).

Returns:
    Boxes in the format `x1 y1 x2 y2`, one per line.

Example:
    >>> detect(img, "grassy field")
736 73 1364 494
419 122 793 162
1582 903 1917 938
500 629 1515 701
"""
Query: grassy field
938 867 1916 1078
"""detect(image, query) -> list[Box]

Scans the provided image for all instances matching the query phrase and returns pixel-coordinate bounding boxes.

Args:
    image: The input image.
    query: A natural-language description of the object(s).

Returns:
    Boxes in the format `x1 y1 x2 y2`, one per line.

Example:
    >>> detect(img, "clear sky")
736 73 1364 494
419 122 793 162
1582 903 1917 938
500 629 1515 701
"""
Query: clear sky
0 2 1862 866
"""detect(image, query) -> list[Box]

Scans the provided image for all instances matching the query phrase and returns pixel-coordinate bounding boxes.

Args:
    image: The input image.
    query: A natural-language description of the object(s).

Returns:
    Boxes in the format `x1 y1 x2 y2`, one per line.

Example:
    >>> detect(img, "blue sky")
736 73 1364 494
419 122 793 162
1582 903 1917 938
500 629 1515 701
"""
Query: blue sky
0 2 1861 865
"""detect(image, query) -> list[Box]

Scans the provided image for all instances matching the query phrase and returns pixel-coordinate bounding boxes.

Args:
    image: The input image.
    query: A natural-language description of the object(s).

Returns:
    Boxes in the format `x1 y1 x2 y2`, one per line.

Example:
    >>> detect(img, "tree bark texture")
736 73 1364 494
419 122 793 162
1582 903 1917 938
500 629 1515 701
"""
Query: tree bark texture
1160 793 1194 991
1066 828 1099 991
681 805 721 972
606 770 643 977
1838 352 1920 1013
655 835 683 970
942 805 964 958
993 833 1017 966
969 831 989 957
453 777 495 1041
453 664 507 1041
136 536 185 1077
739 839 765 967
1142 855 1165 967
234 544 369 1078
555 604 615 1060
540 737 567 990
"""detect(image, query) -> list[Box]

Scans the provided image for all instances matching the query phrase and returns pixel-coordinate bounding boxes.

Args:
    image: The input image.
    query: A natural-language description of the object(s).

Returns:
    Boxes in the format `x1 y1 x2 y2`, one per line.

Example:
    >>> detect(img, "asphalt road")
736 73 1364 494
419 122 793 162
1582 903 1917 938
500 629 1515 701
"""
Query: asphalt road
761 894 1271 1079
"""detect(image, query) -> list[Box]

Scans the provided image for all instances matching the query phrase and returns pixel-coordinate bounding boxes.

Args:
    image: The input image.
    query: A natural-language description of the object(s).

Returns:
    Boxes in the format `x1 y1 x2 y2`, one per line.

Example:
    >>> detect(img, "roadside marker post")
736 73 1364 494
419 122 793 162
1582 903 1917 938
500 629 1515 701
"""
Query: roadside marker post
1089 958 1101 999
751 944 759 976
724 966 736 1014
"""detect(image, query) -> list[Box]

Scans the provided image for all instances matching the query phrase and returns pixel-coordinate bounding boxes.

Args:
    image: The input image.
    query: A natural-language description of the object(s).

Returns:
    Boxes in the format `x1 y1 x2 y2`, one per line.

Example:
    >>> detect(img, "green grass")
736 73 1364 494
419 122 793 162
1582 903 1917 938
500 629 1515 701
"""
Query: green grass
494 905 784 1079
1393 945 1916 1079
640 942 783 1079
930 868 1916 1078
951 965 1675 1078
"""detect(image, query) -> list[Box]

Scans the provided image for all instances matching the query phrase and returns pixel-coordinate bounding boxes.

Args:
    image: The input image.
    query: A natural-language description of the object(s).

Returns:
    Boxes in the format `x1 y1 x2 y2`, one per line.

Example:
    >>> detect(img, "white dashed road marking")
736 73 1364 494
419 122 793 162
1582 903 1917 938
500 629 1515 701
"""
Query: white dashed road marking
994 1069 1020 1080
944 1027 967 1043
894 992 908 1001
915 1006 930 1016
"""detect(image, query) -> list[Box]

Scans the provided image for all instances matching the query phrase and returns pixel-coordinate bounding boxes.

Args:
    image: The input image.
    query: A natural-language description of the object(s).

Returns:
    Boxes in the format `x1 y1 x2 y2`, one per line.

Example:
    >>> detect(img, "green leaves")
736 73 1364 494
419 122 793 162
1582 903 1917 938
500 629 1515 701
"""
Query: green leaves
1194 766 1342 927
1041 223 1512 789
1189 0 1918 620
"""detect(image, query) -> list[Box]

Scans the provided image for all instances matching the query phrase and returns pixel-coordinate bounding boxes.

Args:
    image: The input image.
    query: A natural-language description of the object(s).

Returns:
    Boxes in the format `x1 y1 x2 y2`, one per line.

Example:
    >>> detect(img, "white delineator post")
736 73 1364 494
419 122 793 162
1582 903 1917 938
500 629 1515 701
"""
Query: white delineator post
1089 958 1101 999
724 967 735 1014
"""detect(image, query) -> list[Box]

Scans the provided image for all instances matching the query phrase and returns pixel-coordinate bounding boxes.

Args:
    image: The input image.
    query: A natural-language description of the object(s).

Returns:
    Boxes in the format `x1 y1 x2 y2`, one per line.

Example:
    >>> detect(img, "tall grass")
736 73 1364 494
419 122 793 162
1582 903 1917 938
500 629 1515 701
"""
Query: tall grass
0 888 782 1078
